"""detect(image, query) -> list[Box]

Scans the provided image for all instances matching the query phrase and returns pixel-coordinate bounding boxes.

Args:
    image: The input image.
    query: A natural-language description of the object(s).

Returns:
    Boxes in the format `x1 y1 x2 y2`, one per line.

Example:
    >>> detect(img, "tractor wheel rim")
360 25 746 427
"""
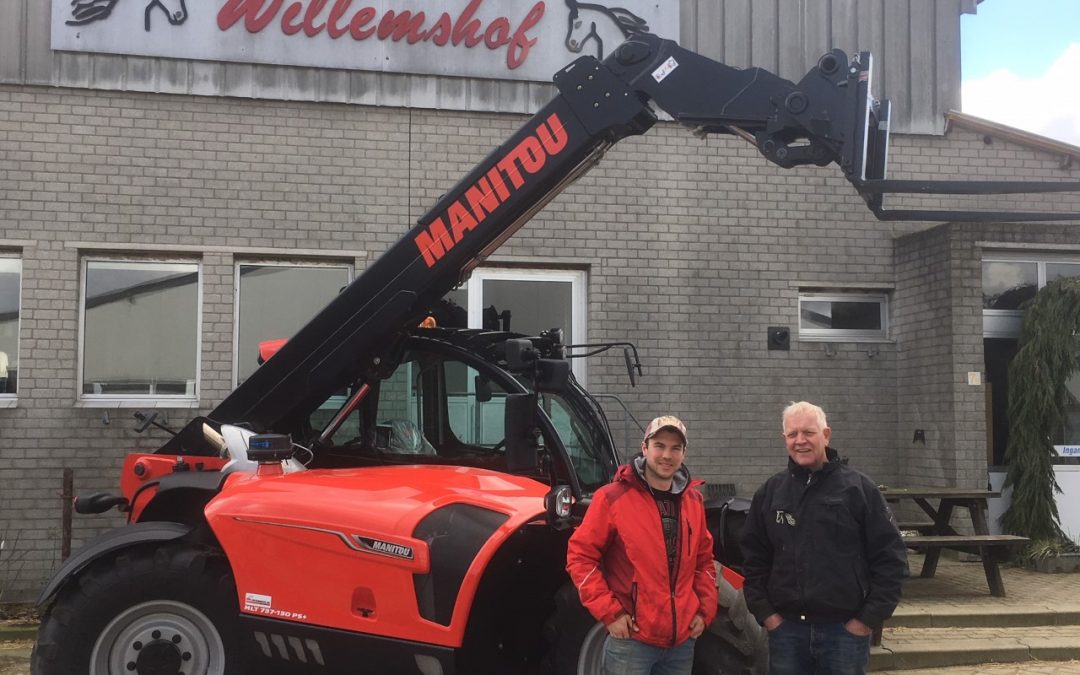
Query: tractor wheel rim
90 600 225 675
577 622 608 674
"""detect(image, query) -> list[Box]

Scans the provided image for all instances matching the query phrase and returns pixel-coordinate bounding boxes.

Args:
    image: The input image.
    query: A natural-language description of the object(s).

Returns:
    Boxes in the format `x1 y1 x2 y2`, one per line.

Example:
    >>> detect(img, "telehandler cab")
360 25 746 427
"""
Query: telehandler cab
32 31 1080 675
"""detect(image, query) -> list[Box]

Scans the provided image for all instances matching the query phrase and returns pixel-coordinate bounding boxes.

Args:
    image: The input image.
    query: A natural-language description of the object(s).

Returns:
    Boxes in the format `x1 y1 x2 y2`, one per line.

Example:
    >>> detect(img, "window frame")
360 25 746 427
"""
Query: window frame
797 291 890 342
983 255 1080 338
231 259 354 387
464 267 588 382
77 256 203 407
0 252 21 406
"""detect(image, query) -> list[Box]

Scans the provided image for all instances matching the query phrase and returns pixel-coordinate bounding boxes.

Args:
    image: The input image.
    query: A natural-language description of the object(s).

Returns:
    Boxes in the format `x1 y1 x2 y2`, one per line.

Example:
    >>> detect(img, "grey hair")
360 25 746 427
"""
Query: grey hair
782 401 828 431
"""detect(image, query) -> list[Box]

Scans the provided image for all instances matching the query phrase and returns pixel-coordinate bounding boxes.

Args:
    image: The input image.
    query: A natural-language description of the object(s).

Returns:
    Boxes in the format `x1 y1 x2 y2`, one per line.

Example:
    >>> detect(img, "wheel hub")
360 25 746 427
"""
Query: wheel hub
91 600 225 675
131 634 186 674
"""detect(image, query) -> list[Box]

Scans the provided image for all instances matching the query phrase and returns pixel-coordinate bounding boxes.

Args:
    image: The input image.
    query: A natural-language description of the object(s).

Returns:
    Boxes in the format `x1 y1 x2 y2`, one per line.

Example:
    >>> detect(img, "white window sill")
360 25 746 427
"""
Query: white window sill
0 397 17 409
75 398 201 409
798 335 895 344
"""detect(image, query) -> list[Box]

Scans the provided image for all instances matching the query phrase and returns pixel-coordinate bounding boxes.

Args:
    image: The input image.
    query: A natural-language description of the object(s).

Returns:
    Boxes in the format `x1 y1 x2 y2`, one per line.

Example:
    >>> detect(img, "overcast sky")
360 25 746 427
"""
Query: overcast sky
961 0 1080 146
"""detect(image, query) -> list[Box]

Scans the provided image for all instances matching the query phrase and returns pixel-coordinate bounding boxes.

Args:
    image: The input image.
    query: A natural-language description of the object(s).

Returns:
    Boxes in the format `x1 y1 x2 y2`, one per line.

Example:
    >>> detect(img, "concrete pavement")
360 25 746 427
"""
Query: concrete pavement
3 552 1079 673
872 552 1080 671
877 663 1080 674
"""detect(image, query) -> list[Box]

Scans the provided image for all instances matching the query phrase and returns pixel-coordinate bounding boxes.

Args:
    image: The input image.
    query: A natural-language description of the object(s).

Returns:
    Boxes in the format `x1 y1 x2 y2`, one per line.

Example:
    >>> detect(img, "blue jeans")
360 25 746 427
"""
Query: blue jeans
603 636 696 675
767 620 870 675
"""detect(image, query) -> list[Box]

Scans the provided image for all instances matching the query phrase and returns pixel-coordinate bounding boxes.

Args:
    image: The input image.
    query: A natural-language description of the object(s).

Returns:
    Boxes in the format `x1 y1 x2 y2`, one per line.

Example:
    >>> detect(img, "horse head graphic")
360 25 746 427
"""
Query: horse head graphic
564 0 649 60
144 0 188 31
66 0 189 32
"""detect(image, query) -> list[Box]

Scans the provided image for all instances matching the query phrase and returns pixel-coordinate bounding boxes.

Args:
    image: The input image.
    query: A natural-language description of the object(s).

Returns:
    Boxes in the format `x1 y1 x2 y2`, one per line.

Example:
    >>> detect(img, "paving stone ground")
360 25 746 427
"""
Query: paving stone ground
895 553 1080 615
870 553 1080 672
876 661 1080 674
2 553 1078 673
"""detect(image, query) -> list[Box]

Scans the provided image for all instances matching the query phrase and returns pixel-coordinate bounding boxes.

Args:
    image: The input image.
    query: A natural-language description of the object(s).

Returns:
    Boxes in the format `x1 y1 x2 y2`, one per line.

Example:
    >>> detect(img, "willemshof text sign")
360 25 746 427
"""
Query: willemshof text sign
51 0 679 83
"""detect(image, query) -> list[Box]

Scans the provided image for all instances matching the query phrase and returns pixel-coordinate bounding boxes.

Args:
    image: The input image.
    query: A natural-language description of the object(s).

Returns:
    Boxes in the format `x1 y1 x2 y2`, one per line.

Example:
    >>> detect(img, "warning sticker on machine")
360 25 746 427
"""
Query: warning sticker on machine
243 592 308 620
652 57 679 83
245 592 272 609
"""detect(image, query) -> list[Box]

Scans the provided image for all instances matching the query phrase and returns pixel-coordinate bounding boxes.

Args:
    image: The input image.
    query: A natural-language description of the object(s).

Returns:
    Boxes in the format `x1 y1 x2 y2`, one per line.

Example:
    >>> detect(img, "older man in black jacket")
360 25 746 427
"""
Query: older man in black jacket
741 401 908 675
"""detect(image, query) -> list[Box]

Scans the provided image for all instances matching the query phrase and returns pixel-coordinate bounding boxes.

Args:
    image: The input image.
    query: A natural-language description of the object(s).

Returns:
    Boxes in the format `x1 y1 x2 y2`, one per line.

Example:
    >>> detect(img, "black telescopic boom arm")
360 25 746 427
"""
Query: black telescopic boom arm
602 34 1080 222
172 34 1080 446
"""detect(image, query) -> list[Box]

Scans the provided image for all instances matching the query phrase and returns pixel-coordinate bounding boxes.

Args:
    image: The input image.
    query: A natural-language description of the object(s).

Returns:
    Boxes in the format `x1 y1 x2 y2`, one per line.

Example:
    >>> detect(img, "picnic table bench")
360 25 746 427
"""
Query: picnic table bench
880 487 1030 597
871 487 1029 647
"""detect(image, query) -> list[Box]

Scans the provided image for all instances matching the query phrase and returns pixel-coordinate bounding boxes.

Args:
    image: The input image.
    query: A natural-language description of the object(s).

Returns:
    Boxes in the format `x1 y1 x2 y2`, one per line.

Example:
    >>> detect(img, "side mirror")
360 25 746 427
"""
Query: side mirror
504 393 539 473
475 375 493 403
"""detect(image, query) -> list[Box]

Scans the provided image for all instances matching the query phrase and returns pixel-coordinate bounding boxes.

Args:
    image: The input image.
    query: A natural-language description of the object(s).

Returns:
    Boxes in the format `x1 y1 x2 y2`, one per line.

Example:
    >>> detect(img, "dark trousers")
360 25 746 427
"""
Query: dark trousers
767 620 870 675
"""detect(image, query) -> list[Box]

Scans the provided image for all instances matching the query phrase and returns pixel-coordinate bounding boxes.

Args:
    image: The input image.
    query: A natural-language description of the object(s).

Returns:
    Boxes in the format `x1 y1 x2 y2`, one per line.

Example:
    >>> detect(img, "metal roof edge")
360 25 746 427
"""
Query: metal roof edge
944 110 1080 160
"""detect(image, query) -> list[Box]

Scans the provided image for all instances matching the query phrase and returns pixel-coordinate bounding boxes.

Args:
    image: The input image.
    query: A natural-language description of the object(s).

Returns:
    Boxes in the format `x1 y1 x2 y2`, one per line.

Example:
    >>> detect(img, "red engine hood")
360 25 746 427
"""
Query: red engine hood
211 464 551 531
204 465 553 646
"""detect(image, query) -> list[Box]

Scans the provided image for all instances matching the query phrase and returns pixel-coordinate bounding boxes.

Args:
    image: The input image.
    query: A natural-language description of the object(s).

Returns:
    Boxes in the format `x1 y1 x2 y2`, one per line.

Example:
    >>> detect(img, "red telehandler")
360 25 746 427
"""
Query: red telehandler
31 31 1080 675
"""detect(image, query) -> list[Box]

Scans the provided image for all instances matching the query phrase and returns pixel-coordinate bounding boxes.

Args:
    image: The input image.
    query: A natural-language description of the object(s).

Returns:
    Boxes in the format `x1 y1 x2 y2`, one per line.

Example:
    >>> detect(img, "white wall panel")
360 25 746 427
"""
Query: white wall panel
751 0 779 74
1 0 968 134
0 0 24 82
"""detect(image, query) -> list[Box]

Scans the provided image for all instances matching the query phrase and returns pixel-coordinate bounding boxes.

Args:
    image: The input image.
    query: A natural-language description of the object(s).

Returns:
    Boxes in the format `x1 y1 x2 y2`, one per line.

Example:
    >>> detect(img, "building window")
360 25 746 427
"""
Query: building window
235 263 352 385
445 268 587 381
0 256 20 397
982 260 1038 310
798 292 888 341
982 257 1080 338
80 260 200 400
982 255 1080 464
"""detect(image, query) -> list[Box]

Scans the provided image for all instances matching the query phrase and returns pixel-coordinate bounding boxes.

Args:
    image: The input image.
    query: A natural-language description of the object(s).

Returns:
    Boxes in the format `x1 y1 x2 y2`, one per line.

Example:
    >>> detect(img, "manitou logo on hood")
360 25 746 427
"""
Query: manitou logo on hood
51 0 677 84
413 112 569 268
352 535 415 560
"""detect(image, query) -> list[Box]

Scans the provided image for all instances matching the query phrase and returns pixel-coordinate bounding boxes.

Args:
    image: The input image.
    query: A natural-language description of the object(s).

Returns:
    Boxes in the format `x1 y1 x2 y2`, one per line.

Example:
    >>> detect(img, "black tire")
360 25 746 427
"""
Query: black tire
692 564 768 675
544 583 603 674
32 543 244 675
546 564 767 675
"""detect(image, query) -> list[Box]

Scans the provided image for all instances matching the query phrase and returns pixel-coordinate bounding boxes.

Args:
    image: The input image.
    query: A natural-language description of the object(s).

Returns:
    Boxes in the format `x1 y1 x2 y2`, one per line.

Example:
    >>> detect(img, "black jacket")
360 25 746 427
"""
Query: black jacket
739 448 908 629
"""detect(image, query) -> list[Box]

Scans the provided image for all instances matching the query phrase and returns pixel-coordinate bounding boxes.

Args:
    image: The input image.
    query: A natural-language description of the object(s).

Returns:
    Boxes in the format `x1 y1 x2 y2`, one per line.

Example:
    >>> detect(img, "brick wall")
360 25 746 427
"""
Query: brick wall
2 85 1080 598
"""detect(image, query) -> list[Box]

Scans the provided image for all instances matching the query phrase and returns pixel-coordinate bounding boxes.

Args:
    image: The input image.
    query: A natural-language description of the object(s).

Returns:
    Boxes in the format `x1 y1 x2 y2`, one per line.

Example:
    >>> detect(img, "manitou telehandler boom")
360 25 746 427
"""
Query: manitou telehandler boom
33 32 1080 675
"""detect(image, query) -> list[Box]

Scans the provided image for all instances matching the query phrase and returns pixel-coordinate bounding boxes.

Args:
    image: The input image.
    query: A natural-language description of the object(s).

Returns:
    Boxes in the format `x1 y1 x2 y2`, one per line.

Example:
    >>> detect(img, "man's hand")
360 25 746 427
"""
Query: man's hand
606 614 639 638
845 618 873 637
763 613 784 631
689 614 706 638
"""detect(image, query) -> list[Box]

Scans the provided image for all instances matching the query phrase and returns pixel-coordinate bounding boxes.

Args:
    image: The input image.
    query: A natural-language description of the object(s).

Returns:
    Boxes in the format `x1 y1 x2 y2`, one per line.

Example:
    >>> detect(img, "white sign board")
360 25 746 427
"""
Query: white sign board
51 0 679 83
1055 445 1080 457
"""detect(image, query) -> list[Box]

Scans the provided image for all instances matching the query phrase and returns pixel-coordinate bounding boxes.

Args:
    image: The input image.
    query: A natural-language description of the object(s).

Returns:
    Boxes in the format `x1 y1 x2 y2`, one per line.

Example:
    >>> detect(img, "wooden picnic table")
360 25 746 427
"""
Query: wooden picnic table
879 486 1029 597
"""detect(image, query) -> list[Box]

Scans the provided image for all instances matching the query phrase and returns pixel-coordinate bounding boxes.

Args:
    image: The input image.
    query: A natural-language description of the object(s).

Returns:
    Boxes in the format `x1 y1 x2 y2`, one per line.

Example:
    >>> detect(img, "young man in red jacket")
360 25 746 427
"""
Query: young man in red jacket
566 416 718 675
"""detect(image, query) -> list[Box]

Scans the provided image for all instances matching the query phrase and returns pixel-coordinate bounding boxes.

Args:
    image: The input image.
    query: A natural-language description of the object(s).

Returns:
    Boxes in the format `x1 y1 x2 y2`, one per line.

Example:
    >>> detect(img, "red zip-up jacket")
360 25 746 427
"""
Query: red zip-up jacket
566 459 718 648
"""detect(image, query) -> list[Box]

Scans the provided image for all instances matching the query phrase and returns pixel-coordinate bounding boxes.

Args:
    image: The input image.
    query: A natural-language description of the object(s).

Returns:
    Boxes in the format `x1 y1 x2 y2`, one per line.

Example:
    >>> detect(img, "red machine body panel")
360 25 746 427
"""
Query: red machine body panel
721 564 744 591
204 465 550 647
120 453 229 522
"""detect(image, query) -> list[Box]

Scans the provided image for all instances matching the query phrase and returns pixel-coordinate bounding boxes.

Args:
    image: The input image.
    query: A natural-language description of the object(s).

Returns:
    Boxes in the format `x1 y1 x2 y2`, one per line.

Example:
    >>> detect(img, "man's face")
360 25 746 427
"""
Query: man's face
641 428 686 486
783 410 831 471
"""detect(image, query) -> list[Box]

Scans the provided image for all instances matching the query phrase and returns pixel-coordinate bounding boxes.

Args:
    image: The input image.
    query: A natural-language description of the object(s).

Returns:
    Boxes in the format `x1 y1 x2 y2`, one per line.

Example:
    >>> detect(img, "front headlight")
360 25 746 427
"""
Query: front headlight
545 484 573 521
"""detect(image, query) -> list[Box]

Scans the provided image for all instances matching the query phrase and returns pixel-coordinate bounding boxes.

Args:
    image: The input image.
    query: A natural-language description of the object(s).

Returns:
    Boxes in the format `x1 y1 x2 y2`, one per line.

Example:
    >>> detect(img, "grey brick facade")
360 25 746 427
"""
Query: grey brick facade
2 81 1080 600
